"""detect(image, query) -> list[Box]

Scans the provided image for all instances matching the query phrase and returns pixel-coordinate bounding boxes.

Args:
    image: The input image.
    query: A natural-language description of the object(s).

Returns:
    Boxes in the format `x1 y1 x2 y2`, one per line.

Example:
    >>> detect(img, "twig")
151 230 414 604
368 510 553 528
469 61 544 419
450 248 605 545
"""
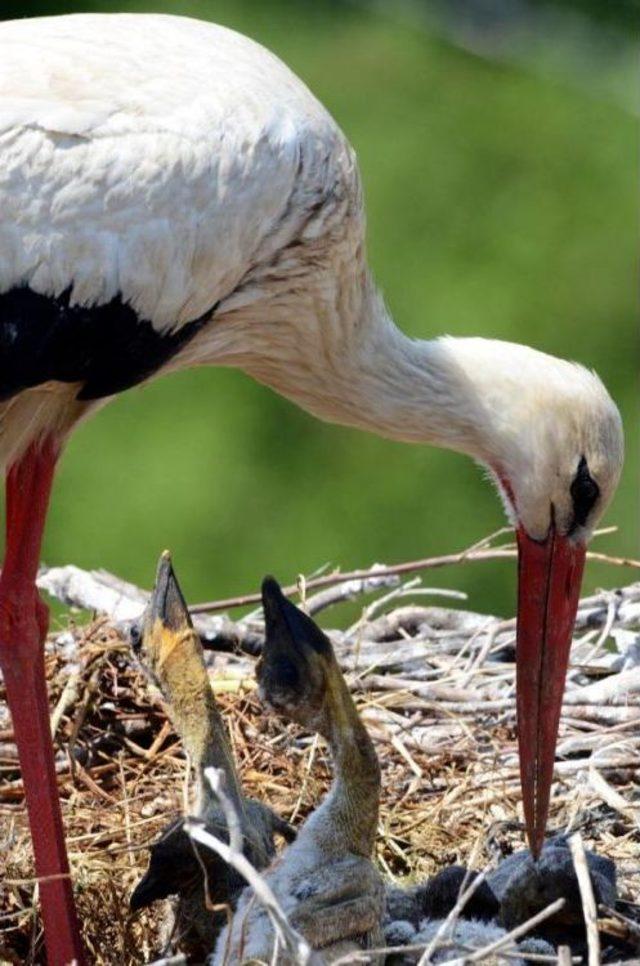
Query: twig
190 528 640 614
118 752 135 869
461 898 566 962
187 819 312 964
335 946 574 965
187 768 312 965
305 573 401 615
148 956 187 966
569 832 600 966
598 904 640 947
50 668 81 739
588 766 640 822
417 865 490 964
204 767 242 855
190 546 520 613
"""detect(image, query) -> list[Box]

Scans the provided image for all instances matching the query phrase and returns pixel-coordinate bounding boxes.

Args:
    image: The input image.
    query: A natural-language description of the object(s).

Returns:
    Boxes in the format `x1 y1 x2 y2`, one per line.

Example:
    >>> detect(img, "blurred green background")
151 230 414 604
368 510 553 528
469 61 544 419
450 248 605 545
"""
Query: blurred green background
6 0 638 619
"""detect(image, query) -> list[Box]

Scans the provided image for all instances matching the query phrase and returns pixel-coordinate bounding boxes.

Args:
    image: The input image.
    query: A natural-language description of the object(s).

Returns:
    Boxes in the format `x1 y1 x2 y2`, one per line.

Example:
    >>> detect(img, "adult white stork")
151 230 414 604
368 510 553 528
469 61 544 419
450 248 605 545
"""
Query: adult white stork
0 12 623 964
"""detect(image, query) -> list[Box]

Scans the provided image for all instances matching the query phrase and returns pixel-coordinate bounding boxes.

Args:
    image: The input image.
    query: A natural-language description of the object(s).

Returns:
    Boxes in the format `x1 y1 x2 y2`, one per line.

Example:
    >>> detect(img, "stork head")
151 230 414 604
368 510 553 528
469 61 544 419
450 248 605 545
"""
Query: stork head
488 361 624 545
440 338 624 858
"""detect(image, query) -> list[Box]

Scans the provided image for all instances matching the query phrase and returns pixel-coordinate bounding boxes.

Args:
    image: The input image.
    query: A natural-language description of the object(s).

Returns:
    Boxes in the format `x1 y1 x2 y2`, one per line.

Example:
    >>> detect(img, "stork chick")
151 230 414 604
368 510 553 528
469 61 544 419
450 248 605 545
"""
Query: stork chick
130 553 294 960
211 577 384 964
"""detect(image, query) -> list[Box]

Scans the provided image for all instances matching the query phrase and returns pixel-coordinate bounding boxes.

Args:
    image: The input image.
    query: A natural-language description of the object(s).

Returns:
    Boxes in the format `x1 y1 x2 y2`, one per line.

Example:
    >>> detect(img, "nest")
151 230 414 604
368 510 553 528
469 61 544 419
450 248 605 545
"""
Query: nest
1 534 639 964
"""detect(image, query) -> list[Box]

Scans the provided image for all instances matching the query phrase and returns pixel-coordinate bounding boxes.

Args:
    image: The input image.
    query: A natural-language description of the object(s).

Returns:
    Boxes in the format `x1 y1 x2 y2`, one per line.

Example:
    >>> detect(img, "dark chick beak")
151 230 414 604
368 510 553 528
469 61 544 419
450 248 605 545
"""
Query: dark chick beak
149 551 192 631
130 867 165 911
516 524 586 859
261 576 330 657
130 821 195 911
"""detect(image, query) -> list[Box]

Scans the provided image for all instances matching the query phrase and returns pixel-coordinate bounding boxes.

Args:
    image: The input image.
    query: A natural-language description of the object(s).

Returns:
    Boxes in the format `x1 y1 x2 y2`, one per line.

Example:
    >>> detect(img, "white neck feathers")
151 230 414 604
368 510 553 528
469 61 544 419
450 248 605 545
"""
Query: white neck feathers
224 281 493 460
186 267 622 518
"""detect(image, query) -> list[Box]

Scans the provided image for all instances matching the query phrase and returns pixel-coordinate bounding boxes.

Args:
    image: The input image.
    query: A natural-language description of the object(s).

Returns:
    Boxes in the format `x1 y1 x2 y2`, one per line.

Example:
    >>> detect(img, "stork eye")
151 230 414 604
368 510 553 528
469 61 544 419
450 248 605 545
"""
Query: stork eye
569 456 600 530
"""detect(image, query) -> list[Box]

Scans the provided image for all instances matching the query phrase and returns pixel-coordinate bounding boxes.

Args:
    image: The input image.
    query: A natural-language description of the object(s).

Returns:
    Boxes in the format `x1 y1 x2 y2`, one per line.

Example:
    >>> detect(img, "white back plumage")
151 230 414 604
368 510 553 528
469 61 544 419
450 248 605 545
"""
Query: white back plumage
0 14 359 328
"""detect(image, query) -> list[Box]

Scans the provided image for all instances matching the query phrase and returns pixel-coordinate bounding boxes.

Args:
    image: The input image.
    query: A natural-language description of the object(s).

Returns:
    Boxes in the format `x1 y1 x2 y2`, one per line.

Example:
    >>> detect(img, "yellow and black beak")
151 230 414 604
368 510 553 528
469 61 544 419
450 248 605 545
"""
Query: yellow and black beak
146 551 192 633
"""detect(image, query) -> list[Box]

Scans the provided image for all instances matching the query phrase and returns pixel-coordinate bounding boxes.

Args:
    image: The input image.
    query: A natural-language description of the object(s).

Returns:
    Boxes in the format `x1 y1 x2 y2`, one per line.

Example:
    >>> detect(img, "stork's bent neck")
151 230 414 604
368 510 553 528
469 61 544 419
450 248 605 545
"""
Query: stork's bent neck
225 279 489 459
193 266 620 507
326 302 487 454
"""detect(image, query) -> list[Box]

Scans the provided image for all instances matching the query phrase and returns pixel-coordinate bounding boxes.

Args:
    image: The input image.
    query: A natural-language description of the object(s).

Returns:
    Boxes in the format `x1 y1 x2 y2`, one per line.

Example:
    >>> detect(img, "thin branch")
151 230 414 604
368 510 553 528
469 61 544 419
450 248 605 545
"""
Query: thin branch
569 833 600 966
417 866 490 965
204 767 242 855
461 898 566 963
189 527 639 614
186 770 312 966
598 904 640 947
190 546 520 613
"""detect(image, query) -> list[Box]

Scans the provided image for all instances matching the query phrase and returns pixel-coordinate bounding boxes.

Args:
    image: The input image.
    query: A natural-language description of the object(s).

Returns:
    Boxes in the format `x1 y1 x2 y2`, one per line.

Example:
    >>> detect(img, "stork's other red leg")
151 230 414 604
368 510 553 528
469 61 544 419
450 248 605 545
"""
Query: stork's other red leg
0 438 85 965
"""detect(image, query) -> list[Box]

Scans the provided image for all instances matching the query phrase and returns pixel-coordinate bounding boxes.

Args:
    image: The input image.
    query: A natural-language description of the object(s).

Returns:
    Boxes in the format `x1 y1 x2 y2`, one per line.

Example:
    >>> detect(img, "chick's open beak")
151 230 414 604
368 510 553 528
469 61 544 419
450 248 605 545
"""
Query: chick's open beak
516 524 586 858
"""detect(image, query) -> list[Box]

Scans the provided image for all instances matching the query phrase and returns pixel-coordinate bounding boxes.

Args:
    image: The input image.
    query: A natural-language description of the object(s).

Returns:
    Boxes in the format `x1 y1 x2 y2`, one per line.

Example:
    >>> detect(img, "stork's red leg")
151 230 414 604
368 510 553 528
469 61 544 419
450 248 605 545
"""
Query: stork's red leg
0 438 85 965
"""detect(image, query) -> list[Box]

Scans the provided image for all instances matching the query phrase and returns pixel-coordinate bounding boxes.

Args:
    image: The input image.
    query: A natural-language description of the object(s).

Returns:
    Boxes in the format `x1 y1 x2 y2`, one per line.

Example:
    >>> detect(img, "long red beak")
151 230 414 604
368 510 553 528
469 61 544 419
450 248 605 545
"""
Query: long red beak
516 523 586 858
